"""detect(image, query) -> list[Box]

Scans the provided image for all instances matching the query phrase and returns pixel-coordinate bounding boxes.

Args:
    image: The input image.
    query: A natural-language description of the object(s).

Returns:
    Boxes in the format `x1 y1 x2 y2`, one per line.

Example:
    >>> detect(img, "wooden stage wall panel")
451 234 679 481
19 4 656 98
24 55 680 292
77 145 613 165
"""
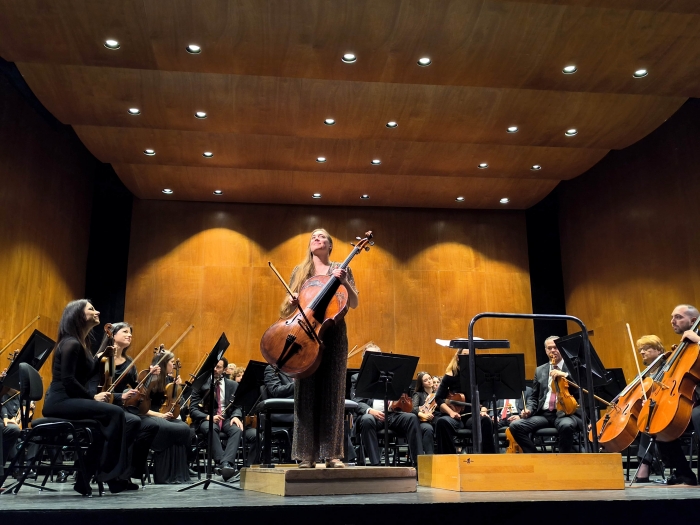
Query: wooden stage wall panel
0 77 94 410
124 201 537 378
559 99 700 383
418 453 624 491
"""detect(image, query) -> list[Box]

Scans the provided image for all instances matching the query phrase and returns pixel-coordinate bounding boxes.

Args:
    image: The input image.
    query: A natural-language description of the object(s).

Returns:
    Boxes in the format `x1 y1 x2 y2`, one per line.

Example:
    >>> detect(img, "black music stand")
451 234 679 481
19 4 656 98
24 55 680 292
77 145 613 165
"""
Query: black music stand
178 333 234 492
231 360 267 468
458 353 526 453
354 353 419 467
0 330 55 395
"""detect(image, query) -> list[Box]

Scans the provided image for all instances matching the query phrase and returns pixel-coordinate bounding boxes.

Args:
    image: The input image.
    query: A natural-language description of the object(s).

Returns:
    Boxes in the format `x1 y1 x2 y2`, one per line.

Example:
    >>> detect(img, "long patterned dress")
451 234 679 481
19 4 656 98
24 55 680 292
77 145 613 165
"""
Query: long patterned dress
291 263 357 461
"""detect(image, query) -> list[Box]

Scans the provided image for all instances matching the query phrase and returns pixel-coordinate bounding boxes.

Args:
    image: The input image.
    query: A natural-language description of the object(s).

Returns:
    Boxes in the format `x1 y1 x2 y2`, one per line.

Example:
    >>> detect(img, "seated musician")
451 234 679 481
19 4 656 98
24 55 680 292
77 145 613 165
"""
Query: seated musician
263 364 295 462
412 371 436 454
508 336 581 453
351 345 424 466
651 304 700 486
435 349 496 454
233 367 245 383
634 335 665 482
495 387 531 430
190 357 256 482
225 362 237 380
1 391 21 482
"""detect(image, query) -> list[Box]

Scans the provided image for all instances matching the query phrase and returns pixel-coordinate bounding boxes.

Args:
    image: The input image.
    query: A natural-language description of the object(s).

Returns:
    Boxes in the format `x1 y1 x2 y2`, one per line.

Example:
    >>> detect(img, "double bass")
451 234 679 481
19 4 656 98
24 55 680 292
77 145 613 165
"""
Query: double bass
260 231 374 379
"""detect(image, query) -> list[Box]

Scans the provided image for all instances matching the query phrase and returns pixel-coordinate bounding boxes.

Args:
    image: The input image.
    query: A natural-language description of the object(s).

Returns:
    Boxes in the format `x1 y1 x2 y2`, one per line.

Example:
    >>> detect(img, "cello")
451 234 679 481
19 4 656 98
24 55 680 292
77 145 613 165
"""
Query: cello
636 317 700 442
260 231 374 379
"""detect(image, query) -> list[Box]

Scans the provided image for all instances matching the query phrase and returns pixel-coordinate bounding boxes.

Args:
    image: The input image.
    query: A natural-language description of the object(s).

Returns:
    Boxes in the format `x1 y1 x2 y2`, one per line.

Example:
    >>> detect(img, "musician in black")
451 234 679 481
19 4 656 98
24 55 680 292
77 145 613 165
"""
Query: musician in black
434 349 496 454
1 392 21 480
190 357 248 482
412 371 436 454
508 336 581 453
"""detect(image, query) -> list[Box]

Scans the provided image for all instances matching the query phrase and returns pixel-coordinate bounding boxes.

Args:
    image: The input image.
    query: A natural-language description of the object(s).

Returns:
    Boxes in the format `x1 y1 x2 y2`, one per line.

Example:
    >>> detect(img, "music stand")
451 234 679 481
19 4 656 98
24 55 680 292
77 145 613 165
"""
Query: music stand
354 353 419 466
458 354 526 453
231 360 267 468
178 333 233 492
0 330 55 396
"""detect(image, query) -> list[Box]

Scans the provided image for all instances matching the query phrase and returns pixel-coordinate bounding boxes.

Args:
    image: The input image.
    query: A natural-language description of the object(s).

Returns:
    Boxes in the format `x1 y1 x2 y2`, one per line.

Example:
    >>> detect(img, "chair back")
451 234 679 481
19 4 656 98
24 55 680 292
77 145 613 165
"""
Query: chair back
19 362 44 401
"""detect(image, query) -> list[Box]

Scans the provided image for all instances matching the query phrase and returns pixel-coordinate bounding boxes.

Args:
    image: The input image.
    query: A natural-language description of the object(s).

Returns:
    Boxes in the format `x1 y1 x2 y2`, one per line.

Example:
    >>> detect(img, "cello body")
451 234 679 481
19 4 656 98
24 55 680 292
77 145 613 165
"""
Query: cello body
637 341 700 442
260 274 348 379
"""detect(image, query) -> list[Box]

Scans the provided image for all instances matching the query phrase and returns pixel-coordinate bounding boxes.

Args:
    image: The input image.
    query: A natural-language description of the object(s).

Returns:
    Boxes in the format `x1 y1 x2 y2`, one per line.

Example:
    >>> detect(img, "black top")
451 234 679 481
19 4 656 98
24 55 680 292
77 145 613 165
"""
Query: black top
1 391 20 419
435 373 459 408
50 337 100 399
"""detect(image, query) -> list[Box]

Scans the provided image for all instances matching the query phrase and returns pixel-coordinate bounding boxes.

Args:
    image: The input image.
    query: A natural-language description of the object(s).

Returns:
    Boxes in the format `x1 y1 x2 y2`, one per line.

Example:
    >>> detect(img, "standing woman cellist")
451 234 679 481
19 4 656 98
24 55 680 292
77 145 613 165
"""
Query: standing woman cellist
42 300 133 495
281 229 359 468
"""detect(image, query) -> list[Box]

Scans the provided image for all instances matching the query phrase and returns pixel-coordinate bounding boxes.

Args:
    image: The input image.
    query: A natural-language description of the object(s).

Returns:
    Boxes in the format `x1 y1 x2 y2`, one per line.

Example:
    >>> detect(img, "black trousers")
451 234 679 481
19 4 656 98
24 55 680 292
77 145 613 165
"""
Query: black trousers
654 403 700 479
2 422 21 476
419 421 435 454
435 414 496 453
198 420 258 467
123 411 158 479
356 412 424 466
508 410 581 453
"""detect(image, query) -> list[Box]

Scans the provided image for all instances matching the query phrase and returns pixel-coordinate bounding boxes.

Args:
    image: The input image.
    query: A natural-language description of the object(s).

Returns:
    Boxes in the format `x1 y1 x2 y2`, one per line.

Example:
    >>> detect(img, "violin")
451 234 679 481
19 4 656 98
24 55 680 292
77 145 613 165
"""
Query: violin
637 320 700 442
446 392 469 414
260 231 374 379
388 393 413 413
505 427 523 454
97 323 116 404
550 357 578 415
419 392 437 422
161 358 183 418
124 345 170 415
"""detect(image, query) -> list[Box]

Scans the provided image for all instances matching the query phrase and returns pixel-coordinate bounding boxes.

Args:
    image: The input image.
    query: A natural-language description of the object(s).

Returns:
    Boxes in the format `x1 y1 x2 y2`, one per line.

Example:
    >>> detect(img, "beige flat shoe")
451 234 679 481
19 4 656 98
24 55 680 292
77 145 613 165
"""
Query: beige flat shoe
325 459 345 468
298 460 317 469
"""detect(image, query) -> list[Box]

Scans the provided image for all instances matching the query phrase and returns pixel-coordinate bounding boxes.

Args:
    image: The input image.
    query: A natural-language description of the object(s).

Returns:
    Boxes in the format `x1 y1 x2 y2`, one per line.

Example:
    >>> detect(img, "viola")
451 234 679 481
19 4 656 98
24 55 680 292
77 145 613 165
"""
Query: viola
418 392 437 422
551 357 578 415
260 231 373 379
161 358 183 418
446 392 469 414
97 323 116 404
389 393 413 413
124 345 170 415
637 321 700 442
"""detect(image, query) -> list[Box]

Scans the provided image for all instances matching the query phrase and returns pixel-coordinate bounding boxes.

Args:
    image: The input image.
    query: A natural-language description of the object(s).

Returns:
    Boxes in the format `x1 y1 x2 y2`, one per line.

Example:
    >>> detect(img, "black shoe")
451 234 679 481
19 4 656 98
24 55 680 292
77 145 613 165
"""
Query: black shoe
634 476 651 483
228 471 241 483
221 462 236 481
73 481 92 497
188 468 198 477
107 479 139 493
57 470 71 483
666 472 698 486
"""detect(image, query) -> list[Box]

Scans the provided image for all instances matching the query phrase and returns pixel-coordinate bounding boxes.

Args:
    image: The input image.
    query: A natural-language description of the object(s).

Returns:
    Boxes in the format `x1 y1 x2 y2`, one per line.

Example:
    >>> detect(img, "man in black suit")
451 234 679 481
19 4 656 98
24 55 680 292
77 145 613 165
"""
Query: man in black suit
190 357 246 482
351 345 423 466
508 337 581 453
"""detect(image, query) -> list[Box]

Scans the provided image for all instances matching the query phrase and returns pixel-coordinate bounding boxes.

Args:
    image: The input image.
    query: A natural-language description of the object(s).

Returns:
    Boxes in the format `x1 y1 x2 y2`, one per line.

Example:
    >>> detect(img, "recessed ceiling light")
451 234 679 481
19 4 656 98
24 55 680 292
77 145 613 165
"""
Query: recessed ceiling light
195 111 207 119
371 159 381 165
360 194 370 200
162 188 173 194
565 128 578 136
507 126 519 133
417 57 432 67
386 121 398 128
144 149 156 156
531 164 542 171
341 53 357 63
186 44 202 54
213 190 223 195
312 193 322 199
202 152 214 158
500 197 510 204
316 157 327 163
455 196 465 202
633 69 648 78
128 108 141 115
562 65 577 74
104 39 120 50
324 118 336 126
478 163 489 169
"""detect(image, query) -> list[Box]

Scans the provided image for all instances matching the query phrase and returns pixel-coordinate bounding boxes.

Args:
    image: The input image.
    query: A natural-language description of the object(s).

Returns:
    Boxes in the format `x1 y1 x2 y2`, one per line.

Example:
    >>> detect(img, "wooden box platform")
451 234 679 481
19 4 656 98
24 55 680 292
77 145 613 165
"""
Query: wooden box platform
418 453 624 492
241 465 417 496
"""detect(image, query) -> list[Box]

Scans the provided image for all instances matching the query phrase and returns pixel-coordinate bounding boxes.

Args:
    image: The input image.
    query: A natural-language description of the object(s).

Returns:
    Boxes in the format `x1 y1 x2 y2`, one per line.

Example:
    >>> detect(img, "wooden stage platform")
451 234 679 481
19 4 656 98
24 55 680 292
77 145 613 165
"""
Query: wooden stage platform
2 474 699 525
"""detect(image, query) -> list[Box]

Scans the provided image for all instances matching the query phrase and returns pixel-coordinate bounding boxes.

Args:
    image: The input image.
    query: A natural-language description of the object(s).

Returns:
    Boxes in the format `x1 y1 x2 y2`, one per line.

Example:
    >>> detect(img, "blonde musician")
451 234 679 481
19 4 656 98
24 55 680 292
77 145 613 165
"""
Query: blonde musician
412 372 436 454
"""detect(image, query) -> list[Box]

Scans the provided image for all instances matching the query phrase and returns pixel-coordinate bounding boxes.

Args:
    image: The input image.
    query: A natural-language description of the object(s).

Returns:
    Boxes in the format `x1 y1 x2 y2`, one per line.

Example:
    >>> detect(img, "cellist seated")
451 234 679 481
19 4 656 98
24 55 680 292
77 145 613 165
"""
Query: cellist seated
351 345 424 466
509 336 582 453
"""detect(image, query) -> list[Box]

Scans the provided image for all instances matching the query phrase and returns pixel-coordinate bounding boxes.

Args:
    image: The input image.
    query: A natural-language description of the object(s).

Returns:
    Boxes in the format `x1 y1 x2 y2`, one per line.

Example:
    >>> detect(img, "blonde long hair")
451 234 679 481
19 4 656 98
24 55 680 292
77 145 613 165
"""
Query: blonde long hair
445 350 465 376
279 229 334 317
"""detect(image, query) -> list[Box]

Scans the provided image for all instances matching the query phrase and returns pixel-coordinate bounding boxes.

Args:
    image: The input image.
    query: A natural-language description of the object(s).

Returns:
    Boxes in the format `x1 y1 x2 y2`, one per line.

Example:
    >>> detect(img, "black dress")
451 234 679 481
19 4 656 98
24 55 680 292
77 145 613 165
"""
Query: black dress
43 337 128 481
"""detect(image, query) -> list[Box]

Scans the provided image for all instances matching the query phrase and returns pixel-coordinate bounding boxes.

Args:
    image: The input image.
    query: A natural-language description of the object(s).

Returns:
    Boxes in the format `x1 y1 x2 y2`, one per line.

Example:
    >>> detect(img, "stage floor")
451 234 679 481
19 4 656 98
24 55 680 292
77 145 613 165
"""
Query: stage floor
3 475 700 524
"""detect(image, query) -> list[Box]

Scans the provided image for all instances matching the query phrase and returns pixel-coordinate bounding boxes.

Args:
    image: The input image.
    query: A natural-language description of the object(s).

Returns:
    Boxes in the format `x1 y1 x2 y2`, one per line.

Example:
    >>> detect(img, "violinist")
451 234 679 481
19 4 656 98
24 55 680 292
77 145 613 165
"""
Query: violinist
283 229 358 469
95 322 159 483
233 367 245 383
225 362 237 380
190 357 256 482
508 336 581 453
42 300 133 495
412 372 436 454
435 349 496 454
650 304 700 486
351 345 424 466
140 350 192 484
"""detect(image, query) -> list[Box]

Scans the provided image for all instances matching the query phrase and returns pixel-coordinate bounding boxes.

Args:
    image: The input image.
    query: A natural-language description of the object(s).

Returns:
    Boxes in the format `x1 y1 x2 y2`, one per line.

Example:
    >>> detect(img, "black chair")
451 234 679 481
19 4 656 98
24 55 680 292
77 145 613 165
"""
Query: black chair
1 363 103 495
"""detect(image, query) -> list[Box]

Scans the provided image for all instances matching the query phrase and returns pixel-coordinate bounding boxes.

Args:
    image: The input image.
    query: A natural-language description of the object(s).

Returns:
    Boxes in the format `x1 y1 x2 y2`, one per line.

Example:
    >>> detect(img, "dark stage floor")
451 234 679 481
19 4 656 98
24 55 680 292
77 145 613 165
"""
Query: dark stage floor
3 475 700 525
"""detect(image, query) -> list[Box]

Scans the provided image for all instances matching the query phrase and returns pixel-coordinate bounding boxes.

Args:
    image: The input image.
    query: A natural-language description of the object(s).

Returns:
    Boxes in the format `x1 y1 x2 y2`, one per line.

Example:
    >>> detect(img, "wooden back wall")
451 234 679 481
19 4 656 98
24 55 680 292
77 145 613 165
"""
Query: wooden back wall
559 99 700 384
124 201 537 380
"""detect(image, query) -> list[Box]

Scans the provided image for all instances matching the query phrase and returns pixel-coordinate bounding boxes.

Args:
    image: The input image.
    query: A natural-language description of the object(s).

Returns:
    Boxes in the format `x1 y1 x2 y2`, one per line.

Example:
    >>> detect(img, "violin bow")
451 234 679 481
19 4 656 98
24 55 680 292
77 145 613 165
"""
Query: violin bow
0 315 40 357
626 323 648 402
110 322 171 392
168 325 195 353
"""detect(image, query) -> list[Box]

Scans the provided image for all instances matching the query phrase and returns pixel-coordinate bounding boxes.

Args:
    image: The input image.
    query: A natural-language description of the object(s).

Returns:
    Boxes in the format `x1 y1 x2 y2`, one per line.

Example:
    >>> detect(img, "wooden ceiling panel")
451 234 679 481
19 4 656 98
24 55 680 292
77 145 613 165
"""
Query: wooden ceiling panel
74 125 607 180
23 64 684 150
113 163 560 210
1 1 700 96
